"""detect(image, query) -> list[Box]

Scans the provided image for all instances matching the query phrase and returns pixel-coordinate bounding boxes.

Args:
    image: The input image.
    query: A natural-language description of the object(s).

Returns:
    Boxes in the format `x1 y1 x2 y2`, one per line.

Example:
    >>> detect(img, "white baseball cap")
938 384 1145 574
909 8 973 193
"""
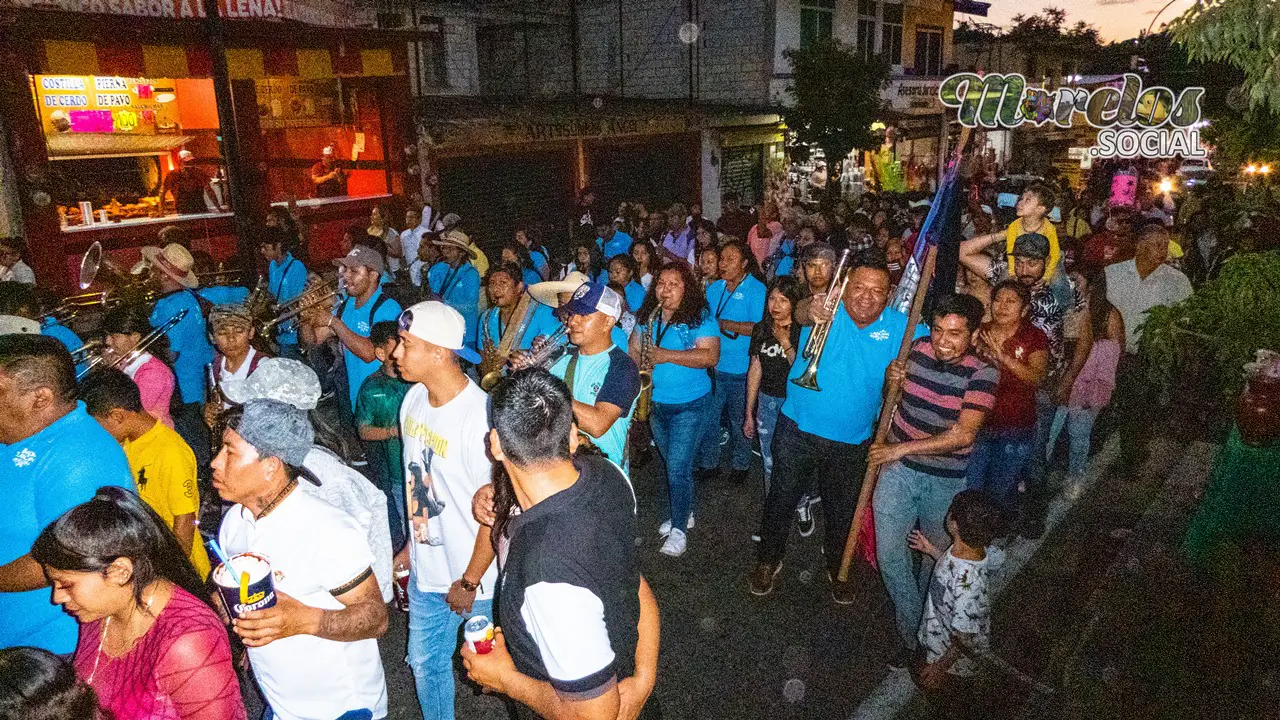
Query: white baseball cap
178 149 194 160
398 300 482 364
322 145 335 156
561 281 622 321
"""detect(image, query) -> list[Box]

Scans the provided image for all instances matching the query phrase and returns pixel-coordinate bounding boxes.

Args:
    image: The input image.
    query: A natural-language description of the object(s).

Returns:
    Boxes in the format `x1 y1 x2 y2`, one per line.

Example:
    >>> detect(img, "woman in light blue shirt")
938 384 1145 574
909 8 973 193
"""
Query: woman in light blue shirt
630 262 719 558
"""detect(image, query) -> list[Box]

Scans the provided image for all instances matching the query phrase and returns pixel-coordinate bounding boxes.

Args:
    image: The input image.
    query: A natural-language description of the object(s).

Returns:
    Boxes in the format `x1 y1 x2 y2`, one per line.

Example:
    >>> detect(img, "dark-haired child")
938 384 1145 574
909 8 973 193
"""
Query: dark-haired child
355 320 410 550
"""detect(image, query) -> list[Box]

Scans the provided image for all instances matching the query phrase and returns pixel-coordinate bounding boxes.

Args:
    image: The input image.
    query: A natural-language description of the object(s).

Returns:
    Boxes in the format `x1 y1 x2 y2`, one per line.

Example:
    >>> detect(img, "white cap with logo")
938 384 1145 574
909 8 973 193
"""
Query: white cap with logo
398 300 482 364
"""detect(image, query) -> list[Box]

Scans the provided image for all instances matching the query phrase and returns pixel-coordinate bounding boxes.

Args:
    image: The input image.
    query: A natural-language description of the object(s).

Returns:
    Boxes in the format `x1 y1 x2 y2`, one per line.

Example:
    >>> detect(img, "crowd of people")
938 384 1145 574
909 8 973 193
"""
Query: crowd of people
0 165 1200 719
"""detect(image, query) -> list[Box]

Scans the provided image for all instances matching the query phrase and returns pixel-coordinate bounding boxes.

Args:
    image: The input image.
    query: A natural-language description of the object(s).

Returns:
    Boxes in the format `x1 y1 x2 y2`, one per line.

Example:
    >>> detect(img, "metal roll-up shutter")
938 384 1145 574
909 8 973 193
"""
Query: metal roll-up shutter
720 145 764 206
437 151 574 257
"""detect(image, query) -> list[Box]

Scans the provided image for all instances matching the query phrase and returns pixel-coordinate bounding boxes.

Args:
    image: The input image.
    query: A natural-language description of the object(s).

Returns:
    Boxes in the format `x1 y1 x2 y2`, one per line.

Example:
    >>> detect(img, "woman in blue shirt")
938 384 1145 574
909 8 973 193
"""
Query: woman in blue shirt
630 262 719 558
499 242 544 289
607 254 647 314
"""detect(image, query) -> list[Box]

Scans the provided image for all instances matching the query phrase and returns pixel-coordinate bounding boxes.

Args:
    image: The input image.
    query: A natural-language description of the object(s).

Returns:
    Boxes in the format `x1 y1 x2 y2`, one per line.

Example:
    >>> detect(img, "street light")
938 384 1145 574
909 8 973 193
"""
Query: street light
1245 164 1258 174
1158 178 1174 193
1262 165 1273 174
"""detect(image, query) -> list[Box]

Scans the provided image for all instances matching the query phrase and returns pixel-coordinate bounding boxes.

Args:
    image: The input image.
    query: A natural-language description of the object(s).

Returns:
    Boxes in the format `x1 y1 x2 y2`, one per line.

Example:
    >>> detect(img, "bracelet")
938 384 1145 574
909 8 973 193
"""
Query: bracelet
327 316 334 330
459 577 479 592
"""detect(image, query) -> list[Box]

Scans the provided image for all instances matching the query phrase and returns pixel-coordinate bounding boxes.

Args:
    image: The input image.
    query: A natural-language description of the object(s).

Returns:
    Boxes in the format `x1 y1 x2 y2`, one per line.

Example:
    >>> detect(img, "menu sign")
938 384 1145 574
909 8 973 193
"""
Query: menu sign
1 0 376 27
33 75 178 136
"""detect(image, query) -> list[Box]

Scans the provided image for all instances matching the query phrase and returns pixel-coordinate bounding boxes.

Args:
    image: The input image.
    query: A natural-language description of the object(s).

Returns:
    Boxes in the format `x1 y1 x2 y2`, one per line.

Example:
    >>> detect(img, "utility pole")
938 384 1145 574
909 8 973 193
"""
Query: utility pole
201 0 255 269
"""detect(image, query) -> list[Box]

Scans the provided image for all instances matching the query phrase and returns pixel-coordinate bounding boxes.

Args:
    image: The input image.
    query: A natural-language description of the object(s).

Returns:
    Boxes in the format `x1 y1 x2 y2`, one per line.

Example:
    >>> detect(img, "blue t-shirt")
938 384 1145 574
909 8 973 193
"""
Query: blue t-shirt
0 403 133 653
640 312 718 405
622 282 646 315
428 261 481 349
775 255 796 278
550 345 640 468
269 253 308 346
529 248 550 279
41 322 86 375
477 298 559 353
705 275 766 375
610 323 630 351
198 285 250 306
151 290 214 405
337 288 402 409
521 267 543 288
599 231 634 260
782 306 927 444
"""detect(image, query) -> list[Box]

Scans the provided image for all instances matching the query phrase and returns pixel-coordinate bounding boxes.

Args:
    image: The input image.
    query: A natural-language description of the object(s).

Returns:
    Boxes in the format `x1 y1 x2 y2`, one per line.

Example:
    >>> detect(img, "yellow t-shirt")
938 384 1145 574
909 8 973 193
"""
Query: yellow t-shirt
124 421 210 579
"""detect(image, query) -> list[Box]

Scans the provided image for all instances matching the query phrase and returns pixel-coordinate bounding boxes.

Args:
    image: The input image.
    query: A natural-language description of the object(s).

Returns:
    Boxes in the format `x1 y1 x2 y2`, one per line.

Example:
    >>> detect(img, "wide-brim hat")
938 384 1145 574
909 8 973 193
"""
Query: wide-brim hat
529 271 590 307
432 229 477 259
139 243 197 288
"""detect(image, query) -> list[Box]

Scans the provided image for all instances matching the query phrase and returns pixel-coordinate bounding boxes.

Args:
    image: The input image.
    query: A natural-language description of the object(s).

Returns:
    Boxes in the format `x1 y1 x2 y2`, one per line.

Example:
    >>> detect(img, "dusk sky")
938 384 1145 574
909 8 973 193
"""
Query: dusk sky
980 0 1198 42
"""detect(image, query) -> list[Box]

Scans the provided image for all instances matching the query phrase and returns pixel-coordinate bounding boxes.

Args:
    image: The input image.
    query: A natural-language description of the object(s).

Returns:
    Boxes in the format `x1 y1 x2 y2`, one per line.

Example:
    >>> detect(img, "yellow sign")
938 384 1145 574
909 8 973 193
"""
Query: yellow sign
33 75 178 136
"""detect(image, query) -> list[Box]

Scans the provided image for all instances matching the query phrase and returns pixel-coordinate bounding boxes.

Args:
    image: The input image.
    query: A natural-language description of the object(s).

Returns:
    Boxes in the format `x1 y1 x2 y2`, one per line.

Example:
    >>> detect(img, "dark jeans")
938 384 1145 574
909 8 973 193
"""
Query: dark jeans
758 414 869 574
698 370 751 472
966 426 1036 519
1107 353 1157 469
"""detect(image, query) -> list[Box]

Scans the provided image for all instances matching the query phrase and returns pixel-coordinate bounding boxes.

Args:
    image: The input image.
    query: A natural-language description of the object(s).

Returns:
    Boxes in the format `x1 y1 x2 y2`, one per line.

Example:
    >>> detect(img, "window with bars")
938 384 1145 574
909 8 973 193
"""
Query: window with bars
914 26 943 76
881 2 903 66
800 0 836 48
857 0 877 61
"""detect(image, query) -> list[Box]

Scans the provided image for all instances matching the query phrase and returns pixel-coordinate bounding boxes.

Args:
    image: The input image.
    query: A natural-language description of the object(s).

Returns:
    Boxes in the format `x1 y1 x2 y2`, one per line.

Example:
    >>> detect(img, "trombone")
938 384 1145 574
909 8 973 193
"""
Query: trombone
791 248 852 392
263 277 338 331
77 310 188 381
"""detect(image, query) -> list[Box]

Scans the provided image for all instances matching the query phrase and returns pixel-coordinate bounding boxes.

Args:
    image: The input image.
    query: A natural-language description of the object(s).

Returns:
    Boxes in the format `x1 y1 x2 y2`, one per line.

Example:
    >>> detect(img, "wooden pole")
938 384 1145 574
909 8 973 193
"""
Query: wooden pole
836 244 937 582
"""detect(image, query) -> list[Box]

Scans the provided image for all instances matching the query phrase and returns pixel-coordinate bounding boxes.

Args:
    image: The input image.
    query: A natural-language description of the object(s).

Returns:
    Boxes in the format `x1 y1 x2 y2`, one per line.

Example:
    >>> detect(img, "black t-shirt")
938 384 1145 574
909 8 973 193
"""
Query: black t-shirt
499 455 640 702
749 322 801 398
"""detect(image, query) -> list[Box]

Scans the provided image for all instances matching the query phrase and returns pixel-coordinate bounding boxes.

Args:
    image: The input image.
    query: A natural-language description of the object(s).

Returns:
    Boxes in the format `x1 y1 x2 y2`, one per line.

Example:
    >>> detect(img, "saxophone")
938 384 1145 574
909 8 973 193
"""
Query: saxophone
633 306 659 422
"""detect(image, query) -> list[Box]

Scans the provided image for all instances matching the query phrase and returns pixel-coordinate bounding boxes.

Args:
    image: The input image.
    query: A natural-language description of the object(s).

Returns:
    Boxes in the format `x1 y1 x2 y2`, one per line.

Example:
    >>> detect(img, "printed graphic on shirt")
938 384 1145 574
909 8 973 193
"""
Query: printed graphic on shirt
407 446 447 546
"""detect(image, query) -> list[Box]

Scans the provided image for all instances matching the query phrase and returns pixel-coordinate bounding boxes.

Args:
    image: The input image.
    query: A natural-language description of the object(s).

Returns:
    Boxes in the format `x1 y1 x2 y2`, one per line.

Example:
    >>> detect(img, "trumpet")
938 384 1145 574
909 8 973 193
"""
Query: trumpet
482 325 570 391
633 306 660 422
791 248 852 392
78 310 188 381
263 276 338 331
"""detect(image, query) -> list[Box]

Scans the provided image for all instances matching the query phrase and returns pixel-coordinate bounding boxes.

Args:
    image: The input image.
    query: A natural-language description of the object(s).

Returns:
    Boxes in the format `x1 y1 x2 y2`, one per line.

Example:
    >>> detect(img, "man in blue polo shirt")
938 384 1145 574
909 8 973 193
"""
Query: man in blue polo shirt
0 335 133 653
261 226 308 358
428 230 482 351
596 218 634 260
749 253 926 603
697 241 766 484
549 282 641 469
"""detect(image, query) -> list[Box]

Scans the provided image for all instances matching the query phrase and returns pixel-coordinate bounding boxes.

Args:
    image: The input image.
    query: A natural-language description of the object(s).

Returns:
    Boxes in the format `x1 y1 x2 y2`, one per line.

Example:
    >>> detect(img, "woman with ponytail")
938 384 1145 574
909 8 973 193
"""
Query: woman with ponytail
30 486 245 720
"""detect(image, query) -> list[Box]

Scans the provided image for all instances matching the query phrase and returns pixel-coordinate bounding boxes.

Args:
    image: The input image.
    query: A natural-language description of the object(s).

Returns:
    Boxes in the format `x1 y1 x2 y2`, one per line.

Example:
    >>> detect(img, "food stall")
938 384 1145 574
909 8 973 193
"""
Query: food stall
0 2 414 293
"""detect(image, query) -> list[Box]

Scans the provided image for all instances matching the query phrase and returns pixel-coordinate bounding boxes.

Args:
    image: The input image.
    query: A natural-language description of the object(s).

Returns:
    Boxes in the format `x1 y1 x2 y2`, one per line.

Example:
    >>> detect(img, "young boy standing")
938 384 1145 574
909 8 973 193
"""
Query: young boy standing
356 320 410 550
907 489 1003 717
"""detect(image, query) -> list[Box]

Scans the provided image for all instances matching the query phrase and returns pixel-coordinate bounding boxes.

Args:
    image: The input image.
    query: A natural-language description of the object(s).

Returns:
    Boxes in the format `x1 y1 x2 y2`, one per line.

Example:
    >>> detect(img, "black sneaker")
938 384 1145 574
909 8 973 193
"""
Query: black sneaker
796 498 816 538
694 467 720 484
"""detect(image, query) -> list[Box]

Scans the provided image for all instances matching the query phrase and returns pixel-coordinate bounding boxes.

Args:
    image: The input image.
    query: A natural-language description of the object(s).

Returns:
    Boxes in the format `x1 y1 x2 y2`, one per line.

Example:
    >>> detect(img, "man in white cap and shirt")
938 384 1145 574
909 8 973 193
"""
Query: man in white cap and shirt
391 300 498 720
160 148 211 214
311 145 347 198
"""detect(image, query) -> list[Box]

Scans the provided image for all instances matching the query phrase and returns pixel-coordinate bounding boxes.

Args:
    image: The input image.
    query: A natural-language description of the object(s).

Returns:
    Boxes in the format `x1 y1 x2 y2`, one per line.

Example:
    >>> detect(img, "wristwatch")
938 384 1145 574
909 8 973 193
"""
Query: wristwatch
459 577 479 592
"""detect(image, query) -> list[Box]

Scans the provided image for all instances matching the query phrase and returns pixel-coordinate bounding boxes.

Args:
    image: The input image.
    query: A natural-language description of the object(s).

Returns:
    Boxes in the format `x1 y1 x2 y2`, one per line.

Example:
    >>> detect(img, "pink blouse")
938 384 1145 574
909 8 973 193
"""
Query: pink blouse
73 587 246 720
747 221 783 266
126 354 175 427
1069 338 1122 410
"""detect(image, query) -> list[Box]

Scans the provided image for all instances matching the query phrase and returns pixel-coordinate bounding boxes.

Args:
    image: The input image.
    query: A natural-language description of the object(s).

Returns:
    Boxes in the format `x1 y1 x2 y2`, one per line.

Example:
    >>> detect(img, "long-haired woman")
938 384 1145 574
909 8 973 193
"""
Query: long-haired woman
744 275 803 497
630 241 657 291
30 487 246 720
101 303 176 428
631 262 720 558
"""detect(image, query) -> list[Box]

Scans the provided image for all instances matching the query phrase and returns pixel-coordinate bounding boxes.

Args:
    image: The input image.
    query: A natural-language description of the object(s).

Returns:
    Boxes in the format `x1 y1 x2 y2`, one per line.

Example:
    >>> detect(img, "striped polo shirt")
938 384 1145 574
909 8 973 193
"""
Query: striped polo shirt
890 338 998 479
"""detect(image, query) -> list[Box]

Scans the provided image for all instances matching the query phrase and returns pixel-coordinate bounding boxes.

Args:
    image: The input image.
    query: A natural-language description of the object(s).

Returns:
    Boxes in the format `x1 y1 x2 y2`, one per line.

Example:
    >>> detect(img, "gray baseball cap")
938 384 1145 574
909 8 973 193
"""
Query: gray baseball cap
235 398 314 467
221 357 322 410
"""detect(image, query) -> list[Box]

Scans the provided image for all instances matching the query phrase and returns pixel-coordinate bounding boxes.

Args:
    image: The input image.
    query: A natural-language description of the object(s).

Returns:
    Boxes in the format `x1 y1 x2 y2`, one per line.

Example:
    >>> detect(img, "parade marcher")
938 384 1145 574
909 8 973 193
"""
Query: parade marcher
478 262 560 358
302 246 402 411
138 241 216 472
0 334 133 653
392 301 498 720
744 275 803 499
546 282 641 469
82 369 211 580
869 294 997 664
205 304 265 425
514 226 551 280
631 263 720 558
696 245 719 291
32 486 246 720
310 145 347 198
659 204 695 265
698 240 766 484
608 253 648 314
462 369 658 720
1103 222 1193 471
160 149 211 215
966 280 1049 517
101 304 176 427
750 254 926 603
356 321 411 552
500 242 544 288
214 399 388 719
0 281 85 368
260 226 307 358
428 230 482 352
597 217 634 260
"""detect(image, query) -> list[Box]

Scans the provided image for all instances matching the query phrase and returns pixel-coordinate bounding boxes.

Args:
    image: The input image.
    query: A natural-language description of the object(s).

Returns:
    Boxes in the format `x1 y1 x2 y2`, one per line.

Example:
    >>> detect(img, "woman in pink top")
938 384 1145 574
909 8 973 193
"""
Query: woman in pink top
31 487 245 720
103 305 176 427
746 204 783 266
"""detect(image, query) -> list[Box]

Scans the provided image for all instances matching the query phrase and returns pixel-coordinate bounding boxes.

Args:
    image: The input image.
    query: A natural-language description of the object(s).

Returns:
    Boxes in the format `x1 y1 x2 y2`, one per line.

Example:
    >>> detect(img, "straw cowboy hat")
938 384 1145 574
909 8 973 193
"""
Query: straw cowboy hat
432 229 477 260
529 271 591 308
137 243 198 288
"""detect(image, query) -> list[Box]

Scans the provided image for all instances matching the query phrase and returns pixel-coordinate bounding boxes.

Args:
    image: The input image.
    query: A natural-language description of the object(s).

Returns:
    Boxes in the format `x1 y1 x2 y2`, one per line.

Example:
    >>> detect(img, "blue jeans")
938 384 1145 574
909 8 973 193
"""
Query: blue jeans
966 427 1036 516
263 708 372 720
1022 389 1056 529
1047 406 1099 479
698 371 751 472
755 392 784 494
872 460 965 648
651 393 712 530
406 581 494 720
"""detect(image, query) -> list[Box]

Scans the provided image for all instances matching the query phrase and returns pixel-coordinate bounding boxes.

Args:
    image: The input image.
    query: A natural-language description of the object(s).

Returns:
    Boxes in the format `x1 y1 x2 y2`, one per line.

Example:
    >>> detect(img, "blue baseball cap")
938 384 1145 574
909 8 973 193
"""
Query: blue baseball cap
561 282 623 320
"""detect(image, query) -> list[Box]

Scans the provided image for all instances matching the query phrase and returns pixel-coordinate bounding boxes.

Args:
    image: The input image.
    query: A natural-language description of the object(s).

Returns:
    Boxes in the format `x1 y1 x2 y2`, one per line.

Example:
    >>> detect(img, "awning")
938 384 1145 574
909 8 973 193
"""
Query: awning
46 133 193 159
954 0 990 16
38 40 402 80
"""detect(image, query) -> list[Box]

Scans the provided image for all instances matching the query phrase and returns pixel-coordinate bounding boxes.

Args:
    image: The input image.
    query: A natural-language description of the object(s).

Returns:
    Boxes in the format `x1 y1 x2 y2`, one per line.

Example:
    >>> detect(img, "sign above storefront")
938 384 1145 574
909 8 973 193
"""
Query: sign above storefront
33 74 178 136
937 72 1207 159
885 78 943 116
427 115 694 150
1 0 374 27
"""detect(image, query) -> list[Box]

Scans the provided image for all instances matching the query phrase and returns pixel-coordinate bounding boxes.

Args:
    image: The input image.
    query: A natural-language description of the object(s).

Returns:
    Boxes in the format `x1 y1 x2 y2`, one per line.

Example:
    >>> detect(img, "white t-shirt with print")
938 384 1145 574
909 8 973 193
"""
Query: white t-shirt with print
219 487 388 720
918 547 992 677
399 379 498 598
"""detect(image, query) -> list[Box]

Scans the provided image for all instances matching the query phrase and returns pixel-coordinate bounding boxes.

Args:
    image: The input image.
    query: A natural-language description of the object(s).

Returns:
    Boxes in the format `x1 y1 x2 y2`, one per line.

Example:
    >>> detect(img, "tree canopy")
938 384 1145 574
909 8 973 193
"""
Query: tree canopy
781 39 890 171
1168 0 1280 113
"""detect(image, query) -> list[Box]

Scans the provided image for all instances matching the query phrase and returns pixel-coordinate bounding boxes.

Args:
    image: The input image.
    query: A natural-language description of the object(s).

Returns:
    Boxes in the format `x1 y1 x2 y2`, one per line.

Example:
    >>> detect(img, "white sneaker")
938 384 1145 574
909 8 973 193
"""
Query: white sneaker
660 529 688 557
658 515 696 537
